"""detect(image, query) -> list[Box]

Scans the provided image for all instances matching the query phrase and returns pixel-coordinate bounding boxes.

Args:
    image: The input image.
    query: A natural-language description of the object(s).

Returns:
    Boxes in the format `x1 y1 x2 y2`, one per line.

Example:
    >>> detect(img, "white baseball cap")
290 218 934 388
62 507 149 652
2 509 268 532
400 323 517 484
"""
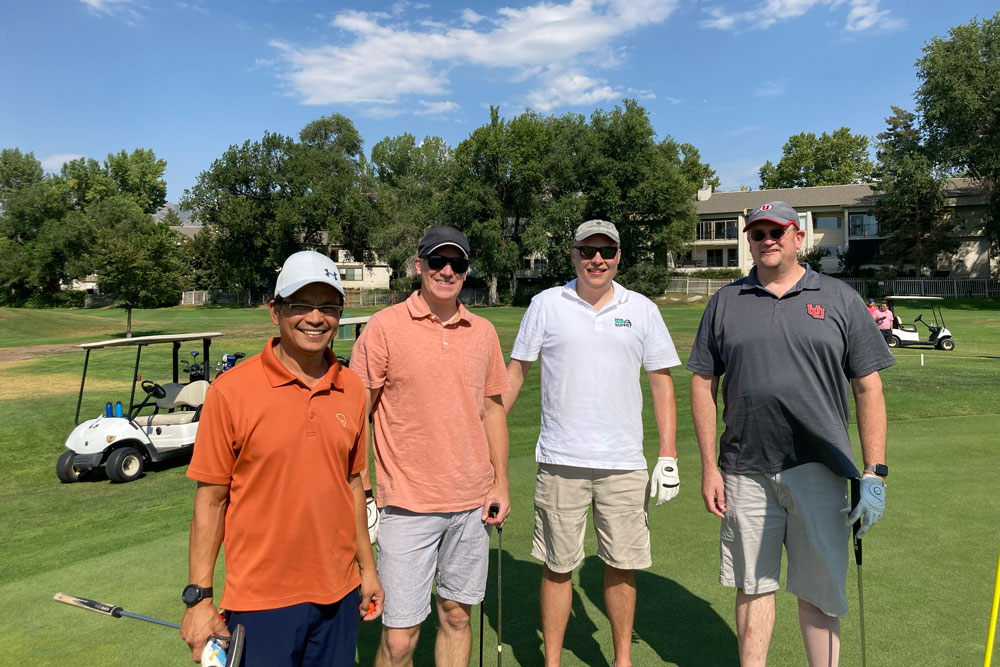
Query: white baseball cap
274 251 345 301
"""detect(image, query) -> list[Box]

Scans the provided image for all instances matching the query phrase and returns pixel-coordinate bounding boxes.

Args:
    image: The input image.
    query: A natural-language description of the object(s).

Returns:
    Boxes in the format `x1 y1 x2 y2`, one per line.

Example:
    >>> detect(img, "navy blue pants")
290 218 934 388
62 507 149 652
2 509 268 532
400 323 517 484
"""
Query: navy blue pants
227 588 360 667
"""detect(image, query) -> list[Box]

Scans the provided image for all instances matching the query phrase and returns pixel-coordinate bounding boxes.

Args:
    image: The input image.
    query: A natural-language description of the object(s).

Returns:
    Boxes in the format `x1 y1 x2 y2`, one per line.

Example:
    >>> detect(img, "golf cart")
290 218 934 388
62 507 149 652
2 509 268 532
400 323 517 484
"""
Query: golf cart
56 332 224 484
885 296 955 351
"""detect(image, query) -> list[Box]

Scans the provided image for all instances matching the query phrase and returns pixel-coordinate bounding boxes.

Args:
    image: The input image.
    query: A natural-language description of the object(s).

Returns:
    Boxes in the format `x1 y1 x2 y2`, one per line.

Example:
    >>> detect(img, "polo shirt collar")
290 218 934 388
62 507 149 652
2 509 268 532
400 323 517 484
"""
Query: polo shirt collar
261 337 344 390
405 290 471 324
562 279 629 310
741 263 821 297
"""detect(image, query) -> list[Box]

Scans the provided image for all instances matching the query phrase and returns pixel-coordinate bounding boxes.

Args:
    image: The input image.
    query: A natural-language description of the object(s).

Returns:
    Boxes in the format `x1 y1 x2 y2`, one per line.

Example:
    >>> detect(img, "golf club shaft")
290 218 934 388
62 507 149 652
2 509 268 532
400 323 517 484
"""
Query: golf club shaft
985 550 1000 667
497 525 502 667
850 478 866 667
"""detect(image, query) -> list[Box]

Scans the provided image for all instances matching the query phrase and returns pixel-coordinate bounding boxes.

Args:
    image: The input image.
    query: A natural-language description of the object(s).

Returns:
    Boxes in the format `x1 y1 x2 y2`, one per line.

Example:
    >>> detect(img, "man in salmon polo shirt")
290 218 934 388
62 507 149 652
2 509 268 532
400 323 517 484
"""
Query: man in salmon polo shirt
351 226 510 667
180 251 383 666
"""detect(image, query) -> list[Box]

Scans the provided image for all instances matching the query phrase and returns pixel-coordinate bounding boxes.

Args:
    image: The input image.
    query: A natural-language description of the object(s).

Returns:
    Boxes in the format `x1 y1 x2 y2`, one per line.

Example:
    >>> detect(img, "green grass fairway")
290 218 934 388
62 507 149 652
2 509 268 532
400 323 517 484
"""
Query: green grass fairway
1 300 998 665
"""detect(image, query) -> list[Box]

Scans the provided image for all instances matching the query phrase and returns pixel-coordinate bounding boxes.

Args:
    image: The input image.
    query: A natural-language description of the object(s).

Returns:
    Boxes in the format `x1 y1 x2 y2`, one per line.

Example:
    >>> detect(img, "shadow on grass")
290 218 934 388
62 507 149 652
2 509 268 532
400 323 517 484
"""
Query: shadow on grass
579 555 738 666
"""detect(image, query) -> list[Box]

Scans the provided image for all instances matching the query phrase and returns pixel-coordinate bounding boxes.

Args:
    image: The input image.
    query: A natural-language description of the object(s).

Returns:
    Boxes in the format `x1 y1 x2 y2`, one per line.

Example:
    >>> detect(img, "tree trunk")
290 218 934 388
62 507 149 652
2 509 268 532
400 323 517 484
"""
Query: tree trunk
489 275 498 306
125 307 133 338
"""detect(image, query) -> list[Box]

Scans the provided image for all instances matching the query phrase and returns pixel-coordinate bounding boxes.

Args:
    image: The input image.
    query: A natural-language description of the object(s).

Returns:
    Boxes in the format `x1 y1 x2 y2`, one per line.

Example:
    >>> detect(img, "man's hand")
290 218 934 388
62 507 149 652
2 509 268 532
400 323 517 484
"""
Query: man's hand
843 474 885 539
701 468 727 518
358 567 385 621
180 600 227 663
650 456 680 505
482 483 510 525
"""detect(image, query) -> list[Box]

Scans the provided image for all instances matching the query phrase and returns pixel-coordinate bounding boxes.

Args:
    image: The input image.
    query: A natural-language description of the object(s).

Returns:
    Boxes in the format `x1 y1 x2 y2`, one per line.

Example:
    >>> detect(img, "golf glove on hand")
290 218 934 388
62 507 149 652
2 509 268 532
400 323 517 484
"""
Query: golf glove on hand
845 474 885 539
366 492 379 544
650 456 680 506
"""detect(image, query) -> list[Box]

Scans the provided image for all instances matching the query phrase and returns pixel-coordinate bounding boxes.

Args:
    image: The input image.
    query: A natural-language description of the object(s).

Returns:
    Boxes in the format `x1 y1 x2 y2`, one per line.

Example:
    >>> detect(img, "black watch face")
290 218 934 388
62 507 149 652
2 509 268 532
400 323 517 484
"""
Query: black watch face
182 585 201 605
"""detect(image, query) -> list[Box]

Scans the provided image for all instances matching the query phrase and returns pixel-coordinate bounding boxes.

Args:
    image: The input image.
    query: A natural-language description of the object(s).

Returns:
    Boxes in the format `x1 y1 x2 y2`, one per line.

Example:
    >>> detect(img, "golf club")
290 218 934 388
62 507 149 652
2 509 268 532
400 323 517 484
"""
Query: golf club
481 502 500 667
53 592 244 666
850 477 866 667
495 504 503 667
985 550 1000 667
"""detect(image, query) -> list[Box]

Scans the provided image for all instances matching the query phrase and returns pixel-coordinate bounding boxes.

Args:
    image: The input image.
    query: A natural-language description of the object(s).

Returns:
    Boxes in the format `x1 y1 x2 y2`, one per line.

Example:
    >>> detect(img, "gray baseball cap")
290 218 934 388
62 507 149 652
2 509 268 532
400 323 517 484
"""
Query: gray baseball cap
274 251 345 301
743 201 800 231
574 219 620 244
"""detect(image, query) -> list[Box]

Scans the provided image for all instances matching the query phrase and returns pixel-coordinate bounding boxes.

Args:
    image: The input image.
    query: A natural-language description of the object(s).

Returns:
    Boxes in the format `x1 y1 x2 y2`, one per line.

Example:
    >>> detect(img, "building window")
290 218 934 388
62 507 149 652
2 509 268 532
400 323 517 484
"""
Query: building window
707 249 723 267
698 219 738 240
339 267 363 281
849 213 880 237
814 215 841 229
728 249 738 266
817 246 841 257
534 258 547 273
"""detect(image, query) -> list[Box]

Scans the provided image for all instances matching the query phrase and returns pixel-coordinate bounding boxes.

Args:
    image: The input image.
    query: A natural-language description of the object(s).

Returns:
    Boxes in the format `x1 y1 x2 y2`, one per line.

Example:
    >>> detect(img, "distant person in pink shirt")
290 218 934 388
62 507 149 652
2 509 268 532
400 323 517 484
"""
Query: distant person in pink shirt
351 226 510 667
875 301 894 346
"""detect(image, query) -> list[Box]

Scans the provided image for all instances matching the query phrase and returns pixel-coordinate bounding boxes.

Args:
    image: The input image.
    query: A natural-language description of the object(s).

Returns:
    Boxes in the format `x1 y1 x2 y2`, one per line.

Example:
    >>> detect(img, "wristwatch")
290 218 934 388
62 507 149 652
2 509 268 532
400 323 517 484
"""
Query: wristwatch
863 464 888 478
182 584 213 607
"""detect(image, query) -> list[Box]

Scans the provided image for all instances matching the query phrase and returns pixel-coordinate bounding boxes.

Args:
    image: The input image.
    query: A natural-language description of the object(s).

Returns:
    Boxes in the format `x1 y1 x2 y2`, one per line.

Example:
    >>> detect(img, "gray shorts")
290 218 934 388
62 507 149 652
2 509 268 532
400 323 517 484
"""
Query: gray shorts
376 506 491 628
532 463 651 573
720 462 849 616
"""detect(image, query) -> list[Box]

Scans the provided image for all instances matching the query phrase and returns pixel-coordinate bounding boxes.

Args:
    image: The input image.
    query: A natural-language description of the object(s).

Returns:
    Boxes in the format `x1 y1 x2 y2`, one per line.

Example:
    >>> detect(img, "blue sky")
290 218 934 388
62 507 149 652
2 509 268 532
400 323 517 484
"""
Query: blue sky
2 0 995 203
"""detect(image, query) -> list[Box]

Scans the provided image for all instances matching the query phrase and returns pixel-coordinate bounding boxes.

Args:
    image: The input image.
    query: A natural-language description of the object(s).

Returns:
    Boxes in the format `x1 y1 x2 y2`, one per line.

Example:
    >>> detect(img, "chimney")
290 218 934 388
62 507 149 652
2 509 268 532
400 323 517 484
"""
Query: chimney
697 179 713 202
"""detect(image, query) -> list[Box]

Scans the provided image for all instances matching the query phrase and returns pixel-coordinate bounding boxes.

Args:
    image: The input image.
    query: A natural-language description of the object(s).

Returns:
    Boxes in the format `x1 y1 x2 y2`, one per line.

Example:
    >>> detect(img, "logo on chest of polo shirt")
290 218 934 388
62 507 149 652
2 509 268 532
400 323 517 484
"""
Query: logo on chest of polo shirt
614 318 632 328
335 413 347 426
806 304 826 320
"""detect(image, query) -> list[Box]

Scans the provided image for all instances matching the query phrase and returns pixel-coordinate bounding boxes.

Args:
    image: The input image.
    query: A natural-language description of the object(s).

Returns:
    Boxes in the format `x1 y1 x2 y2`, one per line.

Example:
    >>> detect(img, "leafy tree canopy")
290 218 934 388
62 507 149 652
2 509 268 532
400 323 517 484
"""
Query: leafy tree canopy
759 127 874 189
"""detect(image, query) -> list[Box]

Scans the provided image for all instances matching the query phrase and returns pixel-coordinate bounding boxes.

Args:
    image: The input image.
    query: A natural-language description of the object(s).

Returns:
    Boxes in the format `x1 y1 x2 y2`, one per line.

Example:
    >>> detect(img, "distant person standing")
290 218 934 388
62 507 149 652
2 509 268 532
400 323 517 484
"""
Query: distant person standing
875 301 894 346
351 226 510 667
866 298 878 318
505 219 681 667
689 201 894 667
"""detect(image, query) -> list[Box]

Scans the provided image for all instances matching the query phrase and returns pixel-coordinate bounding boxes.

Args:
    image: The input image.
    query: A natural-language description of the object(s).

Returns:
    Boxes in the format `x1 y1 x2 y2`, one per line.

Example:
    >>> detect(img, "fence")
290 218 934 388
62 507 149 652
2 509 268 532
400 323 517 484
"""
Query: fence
663 278 734 297
343 287 490 307
841 278 1000 299
180 290 250 306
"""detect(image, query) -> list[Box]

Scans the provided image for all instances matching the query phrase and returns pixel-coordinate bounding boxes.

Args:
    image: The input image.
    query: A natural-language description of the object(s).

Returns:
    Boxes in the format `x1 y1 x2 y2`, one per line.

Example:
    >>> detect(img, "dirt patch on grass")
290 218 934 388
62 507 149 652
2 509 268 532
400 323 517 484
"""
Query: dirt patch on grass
0 359 122 401
0 344 78 363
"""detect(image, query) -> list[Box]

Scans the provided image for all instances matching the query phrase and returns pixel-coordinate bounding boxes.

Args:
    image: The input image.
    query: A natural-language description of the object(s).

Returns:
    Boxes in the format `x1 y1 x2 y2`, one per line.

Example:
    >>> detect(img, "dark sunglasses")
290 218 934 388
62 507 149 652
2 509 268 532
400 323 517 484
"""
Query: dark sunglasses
748 227 792 242
280 301 343 317
575 245 618 260
425 255 470 273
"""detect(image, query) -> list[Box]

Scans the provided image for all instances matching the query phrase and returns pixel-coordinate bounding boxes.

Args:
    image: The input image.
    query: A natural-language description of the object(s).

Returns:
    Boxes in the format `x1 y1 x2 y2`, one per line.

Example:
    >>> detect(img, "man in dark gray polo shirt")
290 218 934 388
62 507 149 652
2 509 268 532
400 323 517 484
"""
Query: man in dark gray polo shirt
687 201 894 667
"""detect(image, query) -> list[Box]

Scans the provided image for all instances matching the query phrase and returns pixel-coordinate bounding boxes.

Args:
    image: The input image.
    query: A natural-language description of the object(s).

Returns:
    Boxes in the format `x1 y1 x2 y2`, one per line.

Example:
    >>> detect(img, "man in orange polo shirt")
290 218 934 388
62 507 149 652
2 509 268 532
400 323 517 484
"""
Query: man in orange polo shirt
180 251 383 666
351 226 510 667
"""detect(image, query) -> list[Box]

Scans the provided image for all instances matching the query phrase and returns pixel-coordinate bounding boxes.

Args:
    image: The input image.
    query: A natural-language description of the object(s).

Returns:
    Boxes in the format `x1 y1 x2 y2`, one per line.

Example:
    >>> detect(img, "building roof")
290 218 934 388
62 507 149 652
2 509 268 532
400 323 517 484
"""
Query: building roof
695 178 981 216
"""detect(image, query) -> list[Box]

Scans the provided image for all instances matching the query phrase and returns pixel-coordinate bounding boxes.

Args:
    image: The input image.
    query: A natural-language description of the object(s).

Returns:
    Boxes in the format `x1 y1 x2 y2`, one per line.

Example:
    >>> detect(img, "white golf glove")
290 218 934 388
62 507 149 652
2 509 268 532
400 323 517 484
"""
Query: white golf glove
650 456 680 506
844 475 885 539
366 492 379 544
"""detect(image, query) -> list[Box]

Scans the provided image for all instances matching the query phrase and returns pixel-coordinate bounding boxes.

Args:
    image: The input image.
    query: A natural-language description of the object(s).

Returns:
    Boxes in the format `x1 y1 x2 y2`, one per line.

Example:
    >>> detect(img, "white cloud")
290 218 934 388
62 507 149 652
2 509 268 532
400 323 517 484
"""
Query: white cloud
753 78 787 98
415 100 460 116
272 0 680 114
700 0 903 32
80 0 145 23
40 153 85 171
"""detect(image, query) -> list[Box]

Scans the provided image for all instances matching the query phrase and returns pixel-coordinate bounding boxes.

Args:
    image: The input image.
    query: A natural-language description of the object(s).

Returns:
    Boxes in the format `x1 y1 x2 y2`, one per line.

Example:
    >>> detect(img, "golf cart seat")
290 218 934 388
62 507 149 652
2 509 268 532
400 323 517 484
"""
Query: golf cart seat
146 381 209 426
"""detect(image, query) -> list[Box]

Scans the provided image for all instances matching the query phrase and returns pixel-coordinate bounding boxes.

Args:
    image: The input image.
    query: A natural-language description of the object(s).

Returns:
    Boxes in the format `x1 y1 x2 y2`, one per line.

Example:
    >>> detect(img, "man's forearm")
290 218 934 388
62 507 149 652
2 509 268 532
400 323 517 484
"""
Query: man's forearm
483 395 510 488
690 374 721 469
502 359 531 416
648 368 677 458
350 474 376 571
853 372 887 468
188 483 229 587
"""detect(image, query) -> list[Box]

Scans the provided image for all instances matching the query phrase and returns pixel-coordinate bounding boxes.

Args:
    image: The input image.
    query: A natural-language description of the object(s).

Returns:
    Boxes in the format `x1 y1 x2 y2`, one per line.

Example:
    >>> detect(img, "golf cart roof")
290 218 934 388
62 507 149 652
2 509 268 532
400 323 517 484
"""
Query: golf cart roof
77 332 223 350
884 296 944 301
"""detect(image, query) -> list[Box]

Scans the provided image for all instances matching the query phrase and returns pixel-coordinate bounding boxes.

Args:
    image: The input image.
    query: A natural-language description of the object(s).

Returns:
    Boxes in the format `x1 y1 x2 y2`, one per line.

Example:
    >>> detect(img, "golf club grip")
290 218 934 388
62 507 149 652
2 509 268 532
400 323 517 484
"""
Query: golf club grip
53 592 123 618
850 477 863 566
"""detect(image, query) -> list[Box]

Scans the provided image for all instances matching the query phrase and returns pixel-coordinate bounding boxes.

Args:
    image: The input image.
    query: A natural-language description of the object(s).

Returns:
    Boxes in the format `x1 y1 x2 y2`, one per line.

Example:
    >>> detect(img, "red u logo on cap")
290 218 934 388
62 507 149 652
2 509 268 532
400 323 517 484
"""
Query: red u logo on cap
760 203 772 211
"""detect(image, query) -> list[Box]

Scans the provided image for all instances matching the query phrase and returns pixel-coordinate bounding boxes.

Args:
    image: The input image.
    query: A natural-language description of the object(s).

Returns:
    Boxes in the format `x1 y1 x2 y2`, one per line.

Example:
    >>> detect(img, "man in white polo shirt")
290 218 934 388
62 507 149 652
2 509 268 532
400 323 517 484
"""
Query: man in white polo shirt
504 219 681 667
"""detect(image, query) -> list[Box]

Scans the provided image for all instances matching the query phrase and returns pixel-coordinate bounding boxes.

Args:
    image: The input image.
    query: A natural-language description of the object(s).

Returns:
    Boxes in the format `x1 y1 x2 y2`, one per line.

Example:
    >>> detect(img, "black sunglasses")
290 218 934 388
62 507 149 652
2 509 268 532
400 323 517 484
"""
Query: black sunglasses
279 301 343 317
748 227 792 242
425 255 470 273
575 245 618 260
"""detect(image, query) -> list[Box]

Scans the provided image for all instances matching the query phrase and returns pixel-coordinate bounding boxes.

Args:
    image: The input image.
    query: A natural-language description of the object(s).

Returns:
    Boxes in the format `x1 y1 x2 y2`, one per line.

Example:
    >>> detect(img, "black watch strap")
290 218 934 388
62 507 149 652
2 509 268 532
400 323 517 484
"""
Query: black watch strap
182 584 213 607
864 463 888 478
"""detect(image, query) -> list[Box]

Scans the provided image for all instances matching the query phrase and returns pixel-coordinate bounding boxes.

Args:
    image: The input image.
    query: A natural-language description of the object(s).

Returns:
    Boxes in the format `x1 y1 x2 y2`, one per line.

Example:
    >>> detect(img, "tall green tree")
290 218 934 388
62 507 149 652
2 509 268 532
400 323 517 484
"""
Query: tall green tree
104 149 168 215
916 11 1000 248
759 127 874 189
85 197 186 336
872 107 956 276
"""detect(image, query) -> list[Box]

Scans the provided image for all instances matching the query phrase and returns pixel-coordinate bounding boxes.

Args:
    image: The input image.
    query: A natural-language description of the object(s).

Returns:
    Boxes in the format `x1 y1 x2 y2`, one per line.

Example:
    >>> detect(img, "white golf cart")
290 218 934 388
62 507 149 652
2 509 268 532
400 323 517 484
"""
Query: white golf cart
885 296 955 351
56 332 223 484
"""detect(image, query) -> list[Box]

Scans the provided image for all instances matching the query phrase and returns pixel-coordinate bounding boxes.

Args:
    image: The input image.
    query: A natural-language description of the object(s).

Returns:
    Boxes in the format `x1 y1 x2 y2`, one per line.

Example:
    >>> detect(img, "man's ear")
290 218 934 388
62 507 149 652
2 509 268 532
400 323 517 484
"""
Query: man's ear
268 300 280 326
414 256 423 276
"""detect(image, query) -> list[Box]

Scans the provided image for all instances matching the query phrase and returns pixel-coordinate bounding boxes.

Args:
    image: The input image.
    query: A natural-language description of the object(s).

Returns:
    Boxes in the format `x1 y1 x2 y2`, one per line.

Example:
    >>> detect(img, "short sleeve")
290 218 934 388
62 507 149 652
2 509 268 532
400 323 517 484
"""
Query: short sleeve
186 384 237 485
350 317 389 389
686 293 725 377
510 296 543 361
641 299 681 371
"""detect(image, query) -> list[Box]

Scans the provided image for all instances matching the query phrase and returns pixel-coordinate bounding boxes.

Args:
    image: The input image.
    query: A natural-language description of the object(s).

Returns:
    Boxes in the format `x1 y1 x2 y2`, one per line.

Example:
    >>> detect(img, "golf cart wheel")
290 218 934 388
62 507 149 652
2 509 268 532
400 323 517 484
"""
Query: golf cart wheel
56 450 81 483
106 447 144 483
888 335 900 348
937 338 955 351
